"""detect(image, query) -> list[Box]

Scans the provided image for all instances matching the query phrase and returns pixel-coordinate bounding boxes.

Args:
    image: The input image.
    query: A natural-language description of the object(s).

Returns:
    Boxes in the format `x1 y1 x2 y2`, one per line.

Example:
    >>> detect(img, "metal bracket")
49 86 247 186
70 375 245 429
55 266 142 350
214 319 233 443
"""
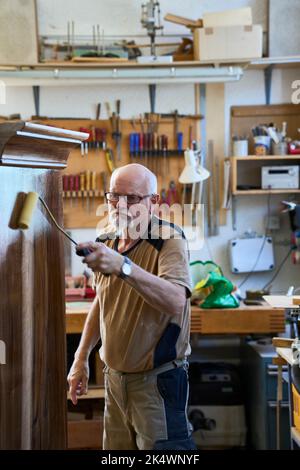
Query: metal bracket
148 84 156 114
32 85 40 117
264 65 274 105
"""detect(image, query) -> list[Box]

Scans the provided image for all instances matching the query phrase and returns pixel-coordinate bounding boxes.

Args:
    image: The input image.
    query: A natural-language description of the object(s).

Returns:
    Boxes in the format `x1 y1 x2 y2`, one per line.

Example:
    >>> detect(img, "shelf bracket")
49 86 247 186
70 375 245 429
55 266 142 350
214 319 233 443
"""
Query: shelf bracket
264 65 274 106
148 84 156 114
32 85 40 117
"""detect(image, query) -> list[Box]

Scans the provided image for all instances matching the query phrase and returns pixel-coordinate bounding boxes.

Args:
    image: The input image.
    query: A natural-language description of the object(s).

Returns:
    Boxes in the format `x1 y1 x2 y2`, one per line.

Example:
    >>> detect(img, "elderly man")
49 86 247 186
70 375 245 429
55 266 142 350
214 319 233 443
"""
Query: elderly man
68 163 196 450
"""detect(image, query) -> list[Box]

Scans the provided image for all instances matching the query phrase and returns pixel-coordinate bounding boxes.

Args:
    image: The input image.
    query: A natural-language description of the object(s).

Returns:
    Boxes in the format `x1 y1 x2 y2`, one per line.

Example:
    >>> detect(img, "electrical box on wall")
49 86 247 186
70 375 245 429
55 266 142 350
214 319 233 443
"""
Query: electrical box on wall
229 237 275 274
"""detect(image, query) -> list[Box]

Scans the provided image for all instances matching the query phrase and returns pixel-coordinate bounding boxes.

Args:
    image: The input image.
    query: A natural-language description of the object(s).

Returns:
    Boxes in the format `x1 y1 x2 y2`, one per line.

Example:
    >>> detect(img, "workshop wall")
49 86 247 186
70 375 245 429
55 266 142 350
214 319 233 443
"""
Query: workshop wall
2 0 299 295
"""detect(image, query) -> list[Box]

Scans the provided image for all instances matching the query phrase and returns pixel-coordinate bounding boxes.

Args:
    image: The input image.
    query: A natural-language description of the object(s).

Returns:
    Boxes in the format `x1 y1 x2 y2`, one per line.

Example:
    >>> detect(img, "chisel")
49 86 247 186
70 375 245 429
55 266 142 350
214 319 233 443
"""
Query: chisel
91 171 97 210
80 172 85 208
85 170 91 213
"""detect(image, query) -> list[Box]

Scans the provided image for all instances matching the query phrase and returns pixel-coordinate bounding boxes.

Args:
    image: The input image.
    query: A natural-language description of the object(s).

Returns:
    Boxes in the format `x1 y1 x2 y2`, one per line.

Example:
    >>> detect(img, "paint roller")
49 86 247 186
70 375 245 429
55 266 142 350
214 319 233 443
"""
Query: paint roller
17 191 91 257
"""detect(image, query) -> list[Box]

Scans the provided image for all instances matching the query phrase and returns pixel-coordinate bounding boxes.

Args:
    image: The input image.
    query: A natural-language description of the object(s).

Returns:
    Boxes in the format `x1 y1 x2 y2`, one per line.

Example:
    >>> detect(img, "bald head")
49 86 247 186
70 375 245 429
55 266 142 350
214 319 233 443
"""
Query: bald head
110 164 157 194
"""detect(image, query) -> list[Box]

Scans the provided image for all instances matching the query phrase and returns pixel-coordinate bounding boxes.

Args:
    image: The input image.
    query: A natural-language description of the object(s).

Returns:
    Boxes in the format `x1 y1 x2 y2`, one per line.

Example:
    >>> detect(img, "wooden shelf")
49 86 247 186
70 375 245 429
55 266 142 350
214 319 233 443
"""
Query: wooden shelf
232 156 300 161
230 153 300 196
233 189 300 195
249 55 300 70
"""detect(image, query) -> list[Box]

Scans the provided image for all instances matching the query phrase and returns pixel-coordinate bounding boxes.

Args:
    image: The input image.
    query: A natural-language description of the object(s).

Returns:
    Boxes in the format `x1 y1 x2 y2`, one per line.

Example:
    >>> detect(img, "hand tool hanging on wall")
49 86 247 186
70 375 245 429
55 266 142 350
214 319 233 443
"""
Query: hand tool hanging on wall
63 175 69 208
105 148 115 173
69 175 74 208
85 170 91 213
80 172 85 208
74 174 80 206
110 100 122 161
96 103 101 120
79 127 90 155
91 171 97 210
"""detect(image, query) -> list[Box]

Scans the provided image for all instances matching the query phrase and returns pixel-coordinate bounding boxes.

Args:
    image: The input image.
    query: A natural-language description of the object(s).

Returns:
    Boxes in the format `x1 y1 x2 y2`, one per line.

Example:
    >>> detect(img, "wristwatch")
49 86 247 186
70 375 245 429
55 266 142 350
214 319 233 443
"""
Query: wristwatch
119 256 132 279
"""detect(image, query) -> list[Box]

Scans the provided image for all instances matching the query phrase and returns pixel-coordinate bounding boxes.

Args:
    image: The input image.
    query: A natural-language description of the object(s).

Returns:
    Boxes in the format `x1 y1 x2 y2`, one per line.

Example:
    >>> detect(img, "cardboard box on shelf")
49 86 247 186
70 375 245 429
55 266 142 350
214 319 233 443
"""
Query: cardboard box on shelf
194 25 263 62
203 7 253 28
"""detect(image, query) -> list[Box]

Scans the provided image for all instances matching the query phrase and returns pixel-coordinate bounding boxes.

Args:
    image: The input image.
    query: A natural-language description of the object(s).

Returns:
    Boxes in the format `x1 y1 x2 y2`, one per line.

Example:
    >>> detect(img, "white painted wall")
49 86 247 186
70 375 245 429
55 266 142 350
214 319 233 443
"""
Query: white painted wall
2 0 300 295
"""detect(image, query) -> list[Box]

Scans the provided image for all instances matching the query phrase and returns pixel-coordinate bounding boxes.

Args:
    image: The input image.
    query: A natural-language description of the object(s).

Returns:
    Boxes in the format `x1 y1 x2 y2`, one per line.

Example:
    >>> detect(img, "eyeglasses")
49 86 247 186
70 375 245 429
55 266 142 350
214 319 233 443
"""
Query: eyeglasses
105 192 154 205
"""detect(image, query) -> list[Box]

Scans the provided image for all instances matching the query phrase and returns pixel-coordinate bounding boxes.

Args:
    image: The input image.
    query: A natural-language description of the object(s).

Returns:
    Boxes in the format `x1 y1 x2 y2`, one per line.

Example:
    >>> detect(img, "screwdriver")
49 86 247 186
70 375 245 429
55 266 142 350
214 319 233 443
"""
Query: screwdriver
69 175 74 208
80 172 85 208
91 171 97 210
63 174 69 208
86 170 91 213
74 174 80 206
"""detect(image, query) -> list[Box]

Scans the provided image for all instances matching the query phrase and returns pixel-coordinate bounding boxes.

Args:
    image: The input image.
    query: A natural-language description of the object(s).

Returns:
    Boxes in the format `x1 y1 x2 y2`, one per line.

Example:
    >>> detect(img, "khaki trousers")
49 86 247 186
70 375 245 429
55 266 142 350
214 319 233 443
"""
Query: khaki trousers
103 360 196 450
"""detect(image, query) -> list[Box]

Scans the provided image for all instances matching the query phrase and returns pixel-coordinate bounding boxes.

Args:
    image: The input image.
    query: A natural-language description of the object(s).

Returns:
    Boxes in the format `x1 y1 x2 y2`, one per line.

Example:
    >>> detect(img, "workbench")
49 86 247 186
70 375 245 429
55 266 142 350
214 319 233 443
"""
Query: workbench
66 301 286 335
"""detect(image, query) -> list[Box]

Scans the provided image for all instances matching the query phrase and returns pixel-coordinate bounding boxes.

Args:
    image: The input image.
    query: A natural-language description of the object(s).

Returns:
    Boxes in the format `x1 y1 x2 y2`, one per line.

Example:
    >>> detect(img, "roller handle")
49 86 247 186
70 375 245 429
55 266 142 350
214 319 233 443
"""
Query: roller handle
75 247 92 257
75 246 110 278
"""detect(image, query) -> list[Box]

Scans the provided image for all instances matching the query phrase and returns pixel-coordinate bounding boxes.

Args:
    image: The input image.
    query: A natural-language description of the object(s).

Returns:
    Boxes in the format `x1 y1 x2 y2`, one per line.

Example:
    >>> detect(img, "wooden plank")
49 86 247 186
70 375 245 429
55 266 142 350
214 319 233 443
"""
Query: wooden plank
68 419 103 449
164 13 203 29
0 123 77 449
233 156 300 161
231 104 300 118
206 83 226 226
233 190 300 195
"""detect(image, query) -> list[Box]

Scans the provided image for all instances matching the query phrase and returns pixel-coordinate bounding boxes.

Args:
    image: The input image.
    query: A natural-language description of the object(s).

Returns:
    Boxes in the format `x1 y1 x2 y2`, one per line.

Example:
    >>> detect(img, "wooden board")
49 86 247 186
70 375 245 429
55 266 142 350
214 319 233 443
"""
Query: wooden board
35 118 198 229
0 0 38 65
206 83 226 226
0 123 85 449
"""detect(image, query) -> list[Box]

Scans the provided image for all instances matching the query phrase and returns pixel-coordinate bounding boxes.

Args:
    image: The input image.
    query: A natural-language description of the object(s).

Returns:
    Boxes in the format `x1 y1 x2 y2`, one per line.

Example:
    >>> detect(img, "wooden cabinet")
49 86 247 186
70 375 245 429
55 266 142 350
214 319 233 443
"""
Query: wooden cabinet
0 122 87 449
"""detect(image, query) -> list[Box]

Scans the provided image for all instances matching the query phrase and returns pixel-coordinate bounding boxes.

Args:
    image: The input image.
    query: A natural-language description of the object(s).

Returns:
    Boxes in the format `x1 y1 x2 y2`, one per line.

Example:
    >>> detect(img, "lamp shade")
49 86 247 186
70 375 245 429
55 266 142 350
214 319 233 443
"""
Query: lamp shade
179 149 210 184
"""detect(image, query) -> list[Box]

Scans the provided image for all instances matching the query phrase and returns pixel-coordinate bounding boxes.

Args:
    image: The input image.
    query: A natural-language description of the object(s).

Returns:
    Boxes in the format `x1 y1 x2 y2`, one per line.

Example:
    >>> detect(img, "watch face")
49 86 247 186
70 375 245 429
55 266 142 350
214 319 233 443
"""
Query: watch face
122 262 131 276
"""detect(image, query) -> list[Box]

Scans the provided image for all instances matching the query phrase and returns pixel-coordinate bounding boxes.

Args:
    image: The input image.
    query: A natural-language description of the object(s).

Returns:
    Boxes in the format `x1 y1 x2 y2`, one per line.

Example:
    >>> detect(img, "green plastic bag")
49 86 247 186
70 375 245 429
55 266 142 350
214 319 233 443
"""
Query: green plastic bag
190 261 239 309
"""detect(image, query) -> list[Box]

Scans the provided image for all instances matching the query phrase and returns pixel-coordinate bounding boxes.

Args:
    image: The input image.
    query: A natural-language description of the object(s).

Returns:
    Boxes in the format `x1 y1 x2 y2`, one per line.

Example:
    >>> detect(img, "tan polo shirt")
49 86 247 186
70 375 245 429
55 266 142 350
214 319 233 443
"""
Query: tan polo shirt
93 216 192 373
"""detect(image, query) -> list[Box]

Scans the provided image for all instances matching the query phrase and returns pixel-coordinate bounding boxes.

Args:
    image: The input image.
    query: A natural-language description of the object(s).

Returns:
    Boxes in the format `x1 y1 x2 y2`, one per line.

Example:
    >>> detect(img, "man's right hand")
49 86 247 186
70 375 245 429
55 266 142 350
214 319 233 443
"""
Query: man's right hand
67 358 90 405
